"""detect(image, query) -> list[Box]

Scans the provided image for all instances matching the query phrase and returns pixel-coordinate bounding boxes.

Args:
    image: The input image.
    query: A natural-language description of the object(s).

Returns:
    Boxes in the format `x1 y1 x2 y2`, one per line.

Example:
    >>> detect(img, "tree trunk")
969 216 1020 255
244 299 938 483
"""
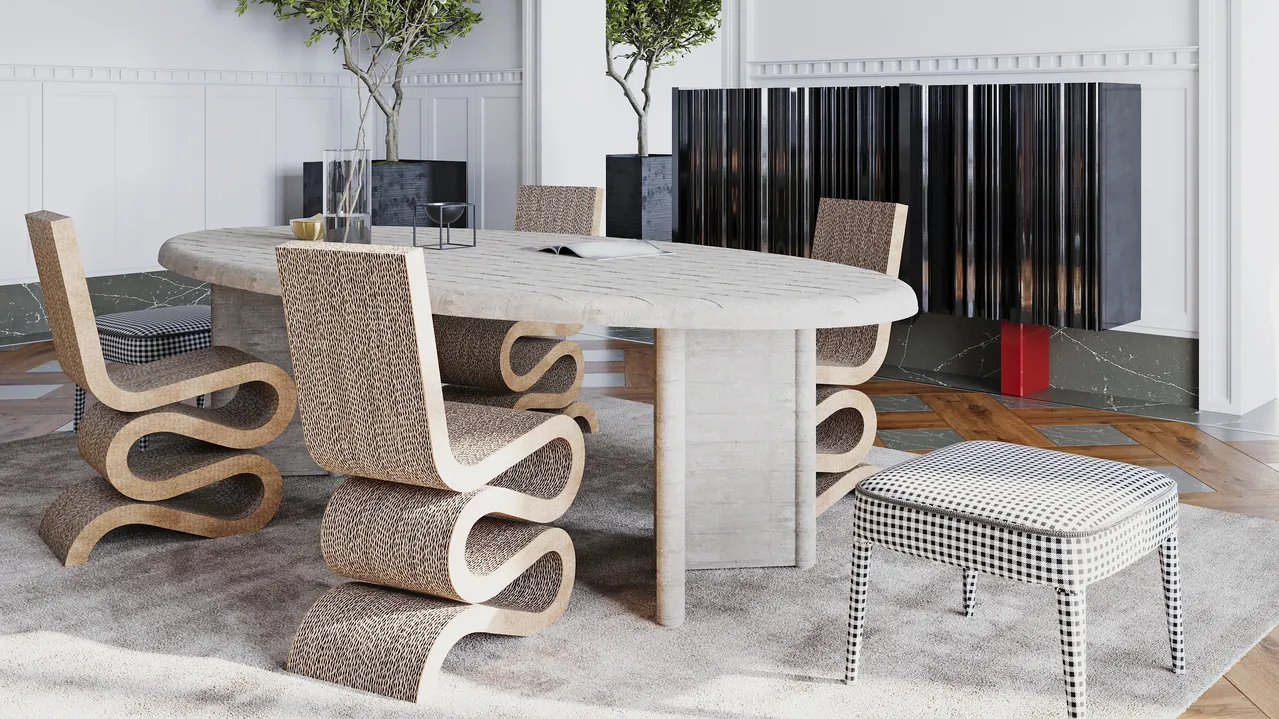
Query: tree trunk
638 112 648 157
385 112 400 162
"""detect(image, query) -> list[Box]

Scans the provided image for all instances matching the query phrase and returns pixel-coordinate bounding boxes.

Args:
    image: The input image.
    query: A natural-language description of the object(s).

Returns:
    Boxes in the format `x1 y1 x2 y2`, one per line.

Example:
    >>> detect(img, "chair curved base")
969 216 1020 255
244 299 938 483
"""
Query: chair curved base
814 385 878 516
39 470 283 566
556 401 599 434
288 571 574 702
817 465 881 517
288 537 575 702
77 384 292 502
816 387 876 474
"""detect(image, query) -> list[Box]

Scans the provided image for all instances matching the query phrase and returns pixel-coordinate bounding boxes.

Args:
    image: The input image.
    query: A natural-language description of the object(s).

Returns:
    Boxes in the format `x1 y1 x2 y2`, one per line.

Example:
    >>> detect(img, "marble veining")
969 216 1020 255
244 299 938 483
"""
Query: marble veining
877 428 965 452
881 313 1197 407
1035 424 1138 447
1049 327 1196 407
870 395 931 413
886 314 1001 381
875 364 1000 394
0 271 209 344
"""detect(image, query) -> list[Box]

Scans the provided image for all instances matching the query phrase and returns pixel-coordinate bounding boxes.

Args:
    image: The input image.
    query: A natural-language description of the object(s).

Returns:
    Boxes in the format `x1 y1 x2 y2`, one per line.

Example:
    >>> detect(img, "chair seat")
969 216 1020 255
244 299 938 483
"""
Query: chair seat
856 440 1176 536
96 306 211 365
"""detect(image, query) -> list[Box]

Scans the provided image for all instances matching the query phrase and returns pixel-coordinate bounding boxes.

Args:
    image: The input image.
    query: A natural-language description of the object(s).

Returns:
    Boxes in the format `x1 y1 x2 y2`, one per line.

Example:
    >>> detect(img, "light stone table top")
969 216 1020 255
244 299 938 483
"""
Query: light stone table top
159 226 918 330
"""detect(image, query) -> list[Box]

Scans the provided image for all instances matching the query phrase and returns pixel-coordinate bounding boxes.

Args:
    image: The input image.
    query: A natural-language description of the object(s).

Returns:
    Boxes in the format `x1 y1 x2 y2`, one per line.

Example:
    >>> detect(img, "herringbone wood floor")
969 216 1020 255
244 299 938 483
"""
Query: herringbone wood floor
3 339 1278 717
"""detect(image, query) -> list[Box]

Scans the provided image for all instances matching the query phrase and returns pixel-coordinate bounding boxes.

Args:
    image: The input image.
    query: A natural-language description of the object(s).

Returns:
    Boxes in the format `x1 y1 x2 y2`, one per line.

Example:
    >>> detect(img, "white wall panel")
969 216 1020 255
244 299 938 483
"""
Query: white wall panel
396 96 425 161
0 83 42 285
44 84 207 277
42 84 120 277
276 86 342 222
403 84 523 230
479 90 521 229
207 86 278 229
428 94 472 162
4 66 519 278
115 85 205 275
1138 85 1197 337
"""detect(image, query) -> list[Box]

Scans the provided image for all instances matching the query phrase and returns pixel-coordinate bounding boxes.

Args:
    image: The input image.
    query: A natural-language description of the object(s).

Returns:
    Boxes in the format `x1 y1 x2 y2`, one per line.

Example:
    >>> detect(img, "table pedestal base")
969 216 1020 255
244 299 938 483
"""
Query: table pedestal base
654 328 817 627
211 285 326 476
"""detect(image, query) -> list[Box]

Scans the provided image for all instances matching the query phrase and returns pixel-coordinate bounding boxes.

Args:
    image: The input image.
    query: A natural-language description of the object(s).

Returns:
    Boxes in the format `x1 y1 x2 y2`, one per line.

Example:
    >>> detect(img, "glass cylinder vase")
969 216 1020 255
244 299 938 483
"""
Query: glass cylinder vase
322 149 372 243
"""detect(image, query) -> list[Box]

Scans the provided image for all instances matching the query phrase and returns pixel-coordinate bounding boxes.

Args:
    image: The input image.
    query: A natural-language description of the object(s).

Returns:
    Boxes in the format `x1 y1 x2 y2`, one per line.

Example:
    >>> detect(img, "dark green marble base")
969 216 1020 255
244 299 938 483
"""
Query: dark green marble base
885 314 1197 407
0 272 208 346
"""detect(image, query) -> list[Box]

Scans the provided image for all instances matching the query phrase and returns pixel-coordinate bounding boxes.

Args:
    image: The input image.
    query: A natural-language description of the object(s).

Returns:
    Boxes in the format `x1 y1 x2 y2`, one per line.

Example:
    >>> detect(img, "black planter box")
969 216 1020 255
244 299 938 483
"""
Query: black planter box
605 154 672 241
303 159 468 228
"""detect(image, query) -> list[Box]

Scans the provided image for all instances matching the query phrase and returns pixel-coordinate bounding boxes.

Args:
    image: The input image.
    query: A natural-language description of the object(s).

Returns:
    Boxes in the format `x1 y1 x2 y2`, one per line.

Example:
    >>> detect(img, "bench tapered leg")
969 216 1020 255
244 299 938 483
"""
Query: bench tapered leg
1159 531 1185 674
1055 587 1087 719
962 569 979 618
845 540 873 684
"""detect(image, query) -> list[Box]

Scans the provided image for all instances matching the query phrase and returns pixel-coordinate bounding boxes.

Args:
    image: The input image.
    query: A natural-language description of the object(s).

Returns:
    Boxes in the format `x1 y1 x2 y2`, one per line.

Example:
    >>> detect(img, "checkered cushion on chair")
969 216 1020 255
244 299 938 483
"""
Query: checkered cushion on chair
853 441 1179 588
95 306 211 365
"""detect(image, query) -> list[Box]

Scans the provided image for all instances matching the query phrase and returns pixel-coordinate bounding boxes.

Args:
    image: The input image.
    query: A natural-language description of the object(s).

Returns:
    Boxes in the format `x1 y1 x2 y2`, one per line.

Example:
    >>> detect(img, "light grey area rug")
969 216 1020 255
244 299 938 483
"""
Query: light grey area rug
2 394 1278 718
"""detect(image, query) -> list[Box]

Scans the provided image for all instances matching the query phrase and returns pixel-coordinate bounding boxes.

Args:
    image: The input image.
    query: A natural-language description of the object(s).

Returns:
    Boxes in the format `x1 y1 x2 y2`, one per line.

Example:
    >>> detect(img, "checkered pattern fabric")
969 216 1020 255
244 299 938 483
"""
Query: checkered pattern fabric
74 306 212 449
1159 533 1186 674
856 441 1175 535
843 441 1184 719
844 541 872 684
96 306 211 365
1056 588 1087 718
962 569 978 618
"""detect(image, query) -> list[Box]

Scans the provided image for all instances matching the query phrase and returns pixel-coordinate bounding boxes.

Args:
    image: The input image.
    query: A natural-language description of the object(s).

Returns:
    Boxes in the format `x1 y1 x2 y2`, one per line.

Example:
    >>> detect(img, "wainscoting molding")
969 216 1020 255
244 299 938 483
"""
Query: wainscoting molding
0 65 522 87
748 46 1199 82
402 69 523 86
0 62 524 289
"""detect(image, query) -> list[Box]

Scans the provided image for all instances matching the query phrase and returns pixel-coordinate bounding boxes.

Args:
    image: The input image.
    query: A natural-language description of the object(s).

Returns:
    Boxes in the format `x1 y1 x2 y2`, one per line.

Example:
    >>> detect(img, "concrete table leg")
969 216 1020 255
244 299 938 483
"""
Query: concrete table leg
652 328 818 626
654 329 687 627
794 328 817 569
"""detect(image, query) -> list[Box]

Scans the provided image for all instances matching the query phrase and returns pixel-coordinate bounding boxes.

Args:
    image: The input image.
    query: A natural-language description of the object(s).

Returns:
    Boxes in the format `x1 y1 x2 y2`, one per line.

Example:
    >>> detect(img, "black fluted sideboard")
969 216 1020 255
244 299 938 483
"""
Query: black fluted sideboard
672 83 1141 331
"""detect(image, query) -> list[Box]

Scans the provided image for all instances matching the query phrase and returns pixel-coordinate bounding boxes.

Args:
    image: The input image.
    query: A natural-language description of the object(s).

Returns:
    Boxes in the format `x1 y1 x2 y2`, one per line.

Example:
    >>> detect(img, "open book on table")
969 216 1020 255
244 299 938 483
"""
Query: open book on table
533 239 674 260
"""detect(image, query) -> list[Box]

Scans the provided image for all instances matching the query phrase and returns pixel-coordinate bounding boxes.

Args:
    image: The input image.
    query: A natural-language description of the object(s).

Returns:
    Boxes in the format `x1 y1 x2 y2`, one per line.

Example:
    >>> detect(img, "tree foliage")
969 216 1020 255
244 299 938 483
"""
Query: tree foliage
237 0 481 161
605 0 721 156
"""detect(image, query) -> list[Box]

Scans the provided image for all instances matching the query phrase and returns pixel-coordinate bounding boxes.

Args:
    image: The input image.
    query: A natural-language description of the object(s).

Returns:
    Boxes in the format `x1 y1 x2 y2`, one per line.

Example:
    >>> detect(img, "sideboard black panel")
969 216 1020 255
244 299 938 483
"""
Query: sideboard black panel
672 83 1141 331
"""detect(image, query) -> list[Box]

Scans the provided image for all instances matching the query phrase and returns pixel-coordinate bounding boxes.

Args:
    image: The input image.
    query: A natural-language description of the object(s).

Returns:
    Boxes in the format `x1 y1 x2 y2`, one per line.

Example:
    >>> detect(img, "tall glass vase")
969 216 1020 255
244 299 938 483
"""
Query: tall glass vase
322 149 372 243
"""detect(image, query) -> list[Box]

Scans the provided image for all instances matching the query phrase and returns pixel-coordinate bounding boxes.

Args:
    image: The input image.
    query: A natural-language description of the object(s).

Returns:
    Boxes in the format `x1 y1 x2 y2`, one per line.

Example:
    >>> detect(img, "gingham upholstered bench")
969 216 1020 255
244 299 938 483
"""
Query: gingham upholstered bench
74 305 212 449
844 440 1184 719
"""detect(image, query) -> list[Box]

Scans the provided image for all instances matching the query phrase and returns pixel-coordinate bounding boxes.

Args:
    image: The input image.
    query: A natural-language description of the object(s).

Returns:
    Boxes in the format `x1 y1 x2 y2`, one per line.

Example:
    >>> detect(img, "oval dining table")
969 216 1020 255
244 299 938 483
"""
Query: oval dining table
159 226 918 627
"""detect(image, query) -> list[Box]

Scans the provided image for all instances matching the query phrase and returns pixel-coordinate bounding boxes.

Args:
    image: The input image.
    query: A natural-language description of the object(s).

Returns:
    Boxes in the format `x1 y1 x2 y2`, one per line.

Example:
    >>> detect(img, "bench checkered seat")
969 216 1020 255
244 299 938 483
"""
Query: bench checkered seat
844 441 1184 719
74 306 212 448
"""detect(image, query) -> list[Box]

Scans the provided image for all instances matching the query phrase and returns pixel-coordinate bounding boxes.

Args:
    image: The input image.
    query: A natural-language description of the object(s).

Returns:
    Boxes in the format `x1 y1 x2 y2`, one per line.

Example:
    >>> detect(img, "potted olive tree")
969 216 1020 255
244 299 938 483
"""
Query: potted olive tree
605 0 720 240
238 0 481 227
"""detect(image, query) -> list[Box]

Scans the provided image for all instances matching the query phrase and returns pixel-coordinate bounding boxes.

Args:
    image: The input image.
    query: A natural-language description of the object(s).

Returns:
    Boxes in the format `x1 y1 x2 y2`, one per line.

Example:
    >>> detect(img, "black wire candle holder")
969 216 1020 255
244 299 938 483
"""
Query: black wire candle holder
411 200 476 250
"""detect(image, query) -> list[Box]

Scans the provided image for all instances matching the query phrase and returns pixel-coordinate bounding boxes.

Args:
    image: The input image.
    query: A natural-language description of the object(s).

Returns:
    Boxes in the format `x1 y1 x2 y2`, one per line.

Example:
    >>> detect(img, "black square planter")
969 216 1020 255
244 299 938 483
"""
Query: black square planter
605 154 672 241
303 159 468 227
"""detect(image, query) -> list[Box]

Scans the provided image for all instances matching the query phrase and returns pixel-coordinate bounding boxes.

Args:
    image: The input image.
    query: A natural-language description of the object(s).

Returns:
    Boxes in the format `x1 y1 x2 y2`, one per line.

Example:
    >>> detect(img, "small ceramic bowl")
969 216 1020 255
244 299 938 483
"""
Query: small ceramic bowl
289 216 325 241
